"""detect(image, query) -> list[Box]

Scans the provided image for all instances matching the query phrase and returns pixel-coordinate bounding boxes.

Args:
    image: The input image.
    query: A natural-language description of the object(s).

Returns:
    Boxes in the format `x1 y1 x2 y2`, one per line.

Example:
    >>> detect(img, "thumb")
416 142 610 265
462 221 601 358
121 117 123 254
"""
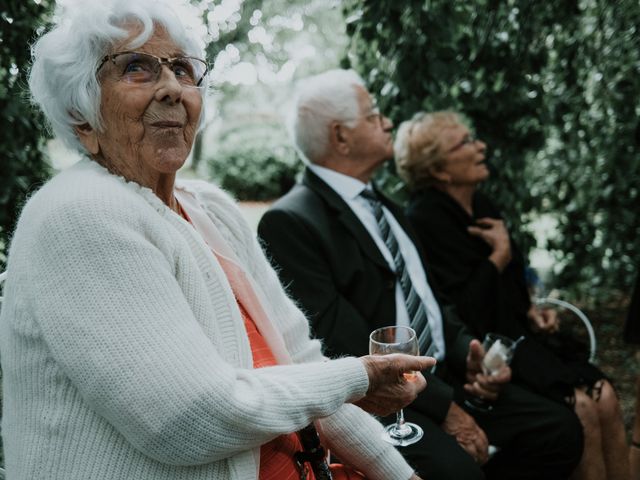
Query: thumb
467 339 484 367
469 339 484 359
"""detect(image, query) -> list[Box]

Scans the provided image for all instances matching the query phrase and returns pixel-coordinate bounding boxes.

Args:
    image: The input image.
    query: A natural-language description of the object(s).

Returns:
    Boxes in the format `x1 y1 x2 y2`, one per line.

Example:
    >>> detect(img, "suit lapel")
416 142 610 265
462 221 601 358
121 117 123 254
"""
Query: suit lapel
302 169 390 271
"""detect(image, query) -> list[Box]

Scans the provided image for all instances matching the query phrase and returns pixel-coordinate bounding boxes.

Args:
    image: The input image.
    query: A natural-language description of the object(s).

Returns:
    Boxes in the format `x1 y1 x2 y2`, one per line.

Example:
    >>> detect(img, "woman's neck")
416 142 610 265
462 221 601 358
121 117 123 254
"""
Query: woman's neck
94 155 180 214
436 183 476 216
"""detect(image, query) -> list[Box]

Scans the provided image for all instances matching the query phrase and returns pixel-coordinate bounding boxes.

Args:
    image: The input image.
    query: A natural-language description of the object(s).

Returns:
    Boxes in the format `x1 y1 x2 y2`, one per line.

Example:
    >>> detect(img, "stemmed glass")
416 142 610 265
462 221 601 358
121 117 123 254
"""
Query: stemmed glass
369 325 423 446
464 333 521 412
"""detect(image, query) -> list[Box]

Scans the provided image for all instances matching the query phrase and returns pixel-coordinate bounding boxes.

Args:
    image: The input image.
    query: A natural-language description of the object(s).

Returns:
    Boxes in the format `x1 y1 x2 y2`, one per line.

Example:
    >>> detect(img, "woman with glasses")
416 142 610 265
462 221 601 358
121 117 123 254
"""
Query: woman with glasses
394 111 629 480
0 1 435 479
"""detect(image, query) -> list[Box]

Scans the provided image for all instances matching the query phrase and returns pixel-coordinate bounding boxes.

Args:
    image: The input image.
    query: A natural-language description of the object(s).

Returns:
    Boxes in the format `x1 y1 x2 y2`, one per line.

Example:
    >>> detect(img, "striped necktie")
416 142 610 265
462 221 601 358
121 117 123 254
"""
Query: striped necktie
361 189 434 356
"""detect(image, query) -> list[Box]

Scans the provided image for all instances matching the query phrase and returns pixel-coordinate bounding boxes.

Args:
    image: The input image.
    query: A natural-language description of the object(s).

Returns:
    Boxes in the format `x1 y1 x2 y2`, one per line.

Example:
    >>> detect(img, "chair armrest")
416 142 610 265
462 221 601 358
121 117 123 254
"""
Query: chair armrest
534 296 597 363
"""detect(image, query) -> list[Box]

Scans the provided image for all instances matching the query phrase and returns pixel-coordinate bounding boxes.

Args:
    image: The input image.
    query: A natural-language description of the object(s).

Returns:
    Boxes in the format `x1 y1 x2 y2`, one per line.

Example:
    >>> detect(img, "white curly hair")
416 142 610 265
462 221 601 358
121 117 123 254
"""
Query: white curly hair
289 69 366 164
29 0 208 154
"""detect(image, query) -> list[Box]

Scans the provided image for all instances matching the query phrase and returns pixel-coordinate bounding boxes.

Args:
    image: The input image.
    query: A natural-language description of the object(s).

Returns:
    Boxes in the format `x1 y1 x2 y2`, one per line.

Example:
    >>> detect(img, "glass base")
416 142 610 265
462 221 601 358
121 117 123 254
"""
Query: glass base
463 397 494 413
381 422 423 447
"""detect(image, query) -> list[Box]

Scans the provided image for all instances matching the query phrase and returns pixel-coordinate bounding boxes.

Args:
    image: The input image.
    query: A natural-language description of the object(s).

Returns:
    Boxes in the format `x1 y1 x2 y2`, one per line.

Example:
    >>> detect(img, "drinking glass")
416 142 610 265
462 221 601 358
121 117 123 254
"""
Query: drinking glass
369 326 423 446
464 333 518 412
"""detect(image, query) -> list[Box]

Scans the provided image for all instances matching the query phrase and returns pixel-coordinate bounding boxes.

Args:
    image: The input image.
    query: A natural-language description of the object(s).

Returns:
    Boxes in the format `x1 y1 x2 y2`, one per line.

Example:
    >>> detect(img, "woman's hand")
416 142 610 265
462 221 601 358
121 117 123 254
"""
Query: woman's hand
468 217 512 272
355 354 436 416
527 305 560 334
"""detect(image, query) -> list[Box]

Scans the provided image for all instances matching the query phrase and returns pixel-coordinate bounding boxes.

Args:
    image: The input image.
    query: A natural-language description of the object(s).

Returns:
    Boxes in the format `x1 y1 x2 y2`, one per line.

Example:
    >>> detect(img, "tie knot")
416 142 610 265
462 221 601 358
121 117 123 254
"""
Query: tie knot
360 189 379 203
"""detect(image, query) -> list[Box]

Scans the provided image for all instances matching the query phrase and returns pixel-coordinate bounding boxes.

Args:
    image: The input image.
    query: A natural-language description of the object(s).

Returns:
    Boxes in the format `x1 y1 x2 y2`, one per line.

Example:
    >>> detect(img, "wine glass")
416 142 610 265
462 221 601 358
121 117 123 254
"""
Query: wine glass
464 333 520 412
369 325 423 446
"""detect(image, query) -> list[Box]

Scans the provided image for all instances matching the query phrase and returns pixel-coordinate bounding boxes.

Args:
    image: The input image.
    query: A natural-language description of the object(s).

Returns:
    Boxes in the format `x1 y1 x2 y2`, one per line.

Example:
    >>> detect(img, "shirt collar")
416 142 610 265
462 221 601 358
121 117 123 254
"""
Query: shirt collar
307 164 372 201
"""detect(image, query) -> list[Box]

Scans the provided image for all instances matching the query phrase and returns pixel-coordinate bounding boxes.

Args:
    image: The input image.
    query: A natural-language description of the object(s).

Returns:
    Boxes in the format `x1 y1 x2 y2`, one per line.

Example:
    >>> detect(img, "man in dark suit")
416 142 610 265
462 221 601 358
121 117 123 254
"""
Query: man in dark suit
258 69 583 479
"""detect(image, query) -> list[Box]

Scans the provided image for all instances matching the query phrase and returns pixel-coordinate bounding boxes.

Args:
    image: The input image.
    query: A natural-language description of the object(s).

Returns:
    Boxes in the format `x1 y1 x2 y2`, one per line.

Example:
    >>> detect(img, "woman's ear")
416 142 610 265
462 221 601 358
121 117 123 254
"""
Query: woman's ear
429 164 451 184
75 123 99 155
329 121 351 156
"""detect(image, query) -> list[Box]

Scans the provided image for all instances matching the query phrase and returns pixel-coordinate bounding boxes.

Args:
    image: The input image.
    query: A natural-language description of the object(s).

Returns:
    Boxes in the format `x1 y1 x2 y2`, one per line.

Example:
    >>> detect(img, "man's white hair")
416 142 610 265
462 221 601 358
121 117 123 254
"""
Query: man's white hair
290 69 365 164
29 0 207 154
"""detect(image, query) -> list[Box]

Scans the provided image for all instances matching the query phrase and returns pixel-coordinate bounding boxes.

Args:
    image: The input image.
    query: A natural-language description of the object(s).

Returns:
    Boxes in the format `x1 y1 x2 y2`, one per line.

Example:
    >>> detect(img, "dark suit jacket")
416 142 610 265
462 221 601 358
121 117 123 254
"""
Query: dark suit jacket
258 168 474 423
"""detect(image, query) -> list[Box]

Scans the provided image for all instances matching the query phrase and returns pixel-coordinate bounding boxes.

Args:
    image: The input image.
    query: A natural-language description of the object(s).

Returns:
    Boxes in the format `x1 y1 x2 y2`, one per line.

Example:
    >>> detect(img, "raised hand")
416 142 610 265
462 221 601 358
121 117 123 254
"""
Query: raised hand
467 217 512 271
464 339 510 402
355 354 436 416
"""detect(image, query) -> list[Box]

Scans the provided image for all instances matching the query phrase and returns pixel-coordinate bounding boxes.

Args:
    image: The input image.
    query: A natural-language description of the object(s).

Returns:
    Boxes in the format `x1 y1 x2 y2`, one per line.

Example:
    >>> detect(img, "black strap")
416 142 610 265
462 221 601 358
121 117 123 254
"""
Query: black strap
295 424 333 480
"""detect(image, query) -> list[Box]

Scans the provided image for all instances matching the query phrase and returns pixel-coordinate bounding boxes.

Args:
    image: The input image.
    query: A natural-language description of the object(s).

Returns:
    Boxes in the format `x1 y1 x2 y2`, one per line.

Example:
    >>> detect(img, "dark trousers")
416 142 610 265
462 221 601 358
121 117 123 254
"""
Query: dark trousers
386 383 583 480
472 383 584 479
394 408 485 479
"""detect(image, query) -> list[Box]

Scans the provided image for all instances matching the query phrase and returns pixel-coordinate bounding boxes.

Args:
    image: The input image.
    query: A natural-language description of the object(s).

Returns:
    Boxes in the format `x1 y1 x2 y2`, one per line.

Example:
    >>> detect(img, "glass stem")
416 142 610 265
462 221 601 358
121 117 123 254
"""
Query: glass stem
395 409 406 431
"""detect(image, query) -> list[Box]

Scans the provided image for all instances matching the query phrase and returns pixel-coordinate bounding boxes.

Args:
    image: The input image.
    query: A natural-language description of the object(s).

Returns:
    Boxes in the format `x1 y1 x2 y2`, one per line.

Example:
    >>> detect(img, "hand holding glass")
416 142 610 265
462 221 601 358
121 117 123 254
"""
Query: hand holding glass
465 333 520 412
369 326 423 446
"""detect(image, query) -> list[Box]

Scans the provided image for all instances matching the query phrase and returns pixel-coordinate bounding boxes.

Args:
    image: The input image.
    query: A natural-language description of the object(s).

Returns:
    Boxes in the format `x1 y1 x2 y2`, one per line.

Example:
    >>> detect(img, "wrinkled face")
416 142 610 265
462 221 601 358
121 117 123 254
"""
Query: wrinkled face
438 124 489 186
86 25 203 186
348 85 394 166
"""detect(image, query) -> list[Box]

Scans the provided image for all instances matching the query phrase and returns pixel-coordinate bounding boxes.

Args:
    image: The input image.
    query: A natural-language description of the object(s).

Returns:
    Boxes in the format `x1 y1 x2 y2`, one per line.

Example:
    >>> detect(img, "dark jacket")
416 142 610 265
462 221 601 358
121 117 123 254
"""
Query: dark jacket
406 187 531 339
258 169 474 423
406 187 600 402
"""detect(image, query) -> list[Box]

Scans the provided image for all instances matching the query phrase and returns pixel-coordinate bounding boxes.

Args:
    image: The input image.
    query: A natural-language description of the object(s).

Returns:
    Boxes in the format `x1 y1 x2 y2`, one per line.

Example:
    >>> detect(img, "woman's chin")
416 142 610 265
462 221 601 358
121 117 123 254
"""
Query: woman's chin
152 148 190 173
477 165 490 181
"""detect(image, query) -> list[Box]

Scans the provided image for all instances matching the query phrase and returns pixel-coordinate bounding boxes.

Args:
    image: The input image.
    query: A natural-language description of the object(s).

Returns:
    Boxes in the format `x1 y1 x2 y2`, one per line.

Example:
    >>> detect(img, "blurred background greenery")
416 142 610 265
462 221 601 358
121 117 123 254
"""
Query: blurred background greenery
2 0 639 307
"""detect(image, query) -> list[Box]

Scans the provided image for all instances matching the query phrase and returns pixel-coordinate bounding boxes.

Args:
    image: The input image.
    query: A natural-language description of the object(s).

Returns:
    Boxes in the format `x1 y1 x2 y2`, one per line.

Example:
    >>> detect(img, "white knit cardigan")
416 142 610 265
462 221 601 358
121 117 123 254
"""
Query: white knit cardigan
0 159 414 480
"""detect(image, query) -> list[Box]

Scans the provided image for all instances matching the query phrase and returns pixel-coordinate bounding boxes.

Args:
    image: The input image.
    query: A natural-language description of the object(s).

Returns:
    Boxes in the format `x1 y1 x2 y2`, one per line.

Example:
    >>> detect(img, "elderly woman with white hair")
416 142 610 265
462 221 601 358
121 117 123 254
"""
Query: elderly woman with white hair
0 2 435 479
394 111 630 480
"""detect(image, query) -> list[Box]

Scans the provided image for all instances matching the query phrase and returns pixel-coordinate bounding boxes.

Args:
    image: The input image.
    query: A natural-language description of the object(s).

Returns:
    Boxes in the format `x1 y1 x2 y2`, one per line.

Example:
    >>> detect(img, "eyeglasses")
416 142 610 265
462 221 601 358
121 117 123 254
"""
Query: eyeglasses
360 106 385 127
447 133 477 153
365 106 381 120
97 51 209 88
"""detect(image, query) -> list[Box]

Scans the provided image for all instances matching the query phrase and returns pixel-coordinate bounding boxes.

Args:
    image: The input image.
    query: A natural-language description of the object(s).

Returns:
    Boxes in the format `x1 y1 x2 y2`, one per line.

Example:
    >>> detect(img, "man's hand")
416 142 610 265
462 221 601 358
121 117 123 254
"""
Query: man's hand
464 339 510 401
468 217 512 272
527 305 560 334
441 402 489 465
355 354 436 416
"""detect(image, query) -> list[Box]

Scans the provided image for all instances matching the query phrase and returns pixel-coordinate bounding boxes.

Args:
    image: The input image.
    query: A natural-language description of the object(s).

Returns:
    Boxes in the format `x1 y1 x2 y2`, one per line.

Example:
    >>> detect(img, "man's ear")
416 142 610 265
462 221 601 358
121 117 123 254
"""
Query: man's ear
75 123 99 155
329 121 351 156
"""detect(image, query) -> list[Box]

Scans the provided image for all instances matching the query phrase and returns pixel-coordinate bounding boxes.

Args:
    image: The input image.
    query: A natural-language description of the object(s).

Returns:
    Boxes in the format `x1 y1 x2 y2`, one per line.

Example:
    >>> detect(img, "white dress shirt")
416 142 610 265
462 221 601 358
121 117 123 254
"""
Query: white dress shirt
309 164 446 360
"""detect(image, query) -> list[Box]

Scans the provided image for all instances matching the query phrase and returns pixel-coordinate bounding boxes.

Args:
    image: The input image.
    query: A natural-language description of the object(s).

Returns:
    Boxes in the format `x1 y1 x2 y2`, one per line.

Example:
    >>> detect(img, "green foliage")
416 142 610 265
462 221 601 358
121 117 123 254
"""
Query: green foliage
199 0 346 198
530 2 640 302
207 123 302 201
343 0 640 302
0 2 53 468
0 1 53 270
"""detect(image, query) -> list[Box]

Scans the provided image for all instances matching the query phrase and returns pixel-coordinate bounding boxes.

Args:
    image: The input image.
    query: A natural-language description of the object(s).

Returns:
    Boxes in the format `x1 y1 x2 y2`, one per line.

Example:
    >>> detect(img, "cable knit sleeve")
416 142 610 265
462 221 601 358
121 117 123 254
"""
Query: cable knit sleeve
18 180 372 467
228 208 416 480
180 181 415 479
